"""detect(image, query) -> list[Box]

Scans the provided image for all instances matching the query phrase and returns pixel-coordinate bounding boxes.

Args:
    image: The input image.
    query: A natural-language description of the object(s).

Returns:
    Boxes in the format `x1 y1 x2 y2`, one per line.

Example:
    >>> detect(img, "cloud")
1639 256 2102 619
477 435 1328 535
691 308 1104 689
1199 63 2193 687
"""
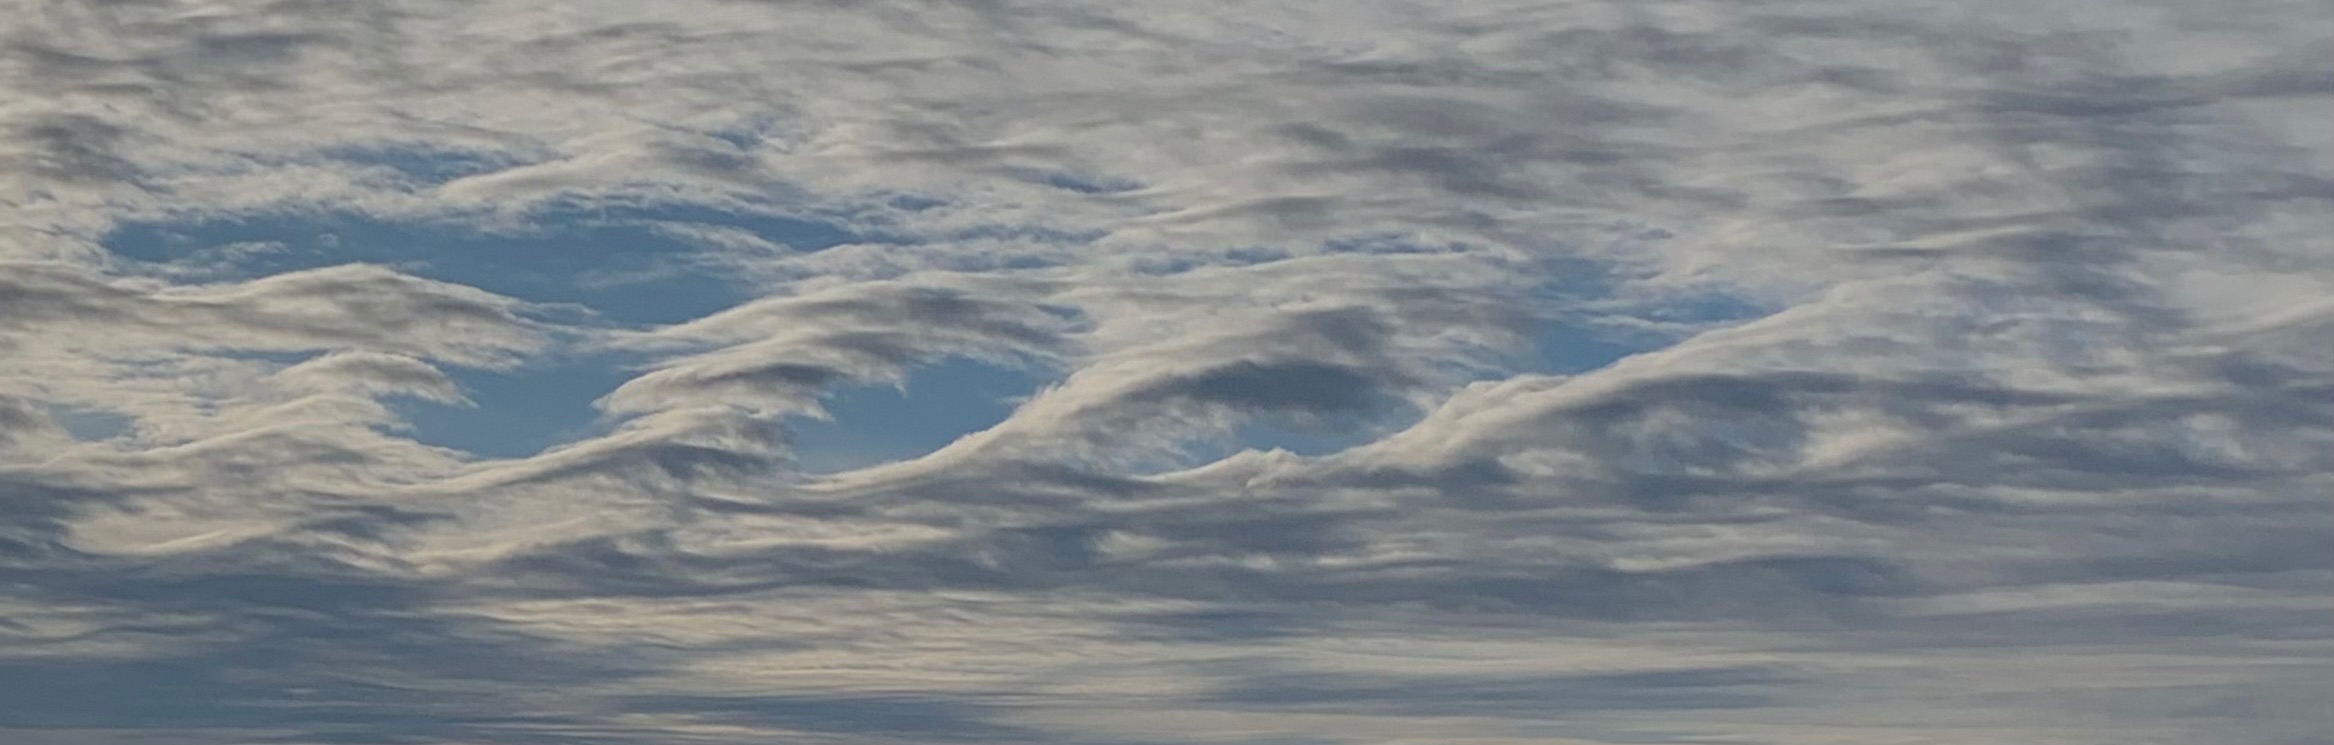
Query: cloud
2 0 2331 743
595 277 1072 420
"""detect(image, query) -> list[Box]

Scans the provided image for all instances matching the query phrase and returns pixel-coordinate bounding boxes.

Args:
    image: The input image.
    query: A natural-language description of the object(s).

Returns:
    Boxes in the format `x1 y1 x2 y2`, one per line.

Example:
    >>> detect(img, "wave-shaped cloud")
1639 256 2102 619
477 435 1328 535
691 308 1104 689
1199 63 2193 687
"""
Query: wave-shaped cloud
3 1 2331 743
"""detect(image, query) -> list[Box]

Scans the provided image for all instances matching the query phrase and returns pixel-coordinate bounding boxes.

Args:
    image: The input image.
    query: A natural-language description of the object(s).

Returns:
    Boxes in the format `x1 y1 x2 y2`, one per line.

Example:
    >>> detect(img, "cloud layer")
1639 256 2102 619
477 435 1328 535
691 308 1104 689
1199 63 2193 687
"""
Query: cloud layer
3 1 2331 743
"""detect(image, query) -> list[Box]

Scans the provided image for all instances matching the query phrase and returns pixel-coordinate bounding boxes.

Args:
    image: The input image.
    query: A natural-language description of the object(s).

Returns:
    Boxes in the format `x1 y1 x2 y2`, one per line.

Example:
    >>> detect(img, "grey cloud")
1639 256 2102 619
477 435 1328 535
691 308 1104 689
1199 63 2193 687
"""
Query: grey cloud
0 396 73 454
266 351 467 405
1 261 545 365
8 114 138 185
1123 360 1391 416
1203 664 1786 717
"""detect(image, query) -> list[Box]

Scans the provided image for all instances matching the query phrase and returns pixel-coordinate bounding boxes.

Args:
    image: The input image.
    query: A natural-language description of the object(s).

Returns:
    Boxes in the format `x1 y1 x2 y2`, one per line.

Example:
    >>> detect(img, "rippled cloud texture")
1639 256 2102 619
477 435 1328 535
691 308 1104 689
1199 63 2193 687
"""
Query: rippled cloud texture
5 1 2333 743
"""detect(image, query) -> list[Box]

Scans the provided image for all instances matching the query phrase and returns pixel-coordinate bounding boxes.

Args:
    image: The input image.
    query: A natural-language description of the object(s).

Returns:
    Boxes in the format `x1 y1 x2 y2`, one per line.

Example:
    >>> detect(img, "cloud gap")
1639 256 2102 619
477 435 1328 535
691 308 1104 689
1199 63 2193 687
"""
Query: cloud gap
44 405 133 443
101 204 856 326
790 356 1050 474
395 353 641 460
321 145 533 187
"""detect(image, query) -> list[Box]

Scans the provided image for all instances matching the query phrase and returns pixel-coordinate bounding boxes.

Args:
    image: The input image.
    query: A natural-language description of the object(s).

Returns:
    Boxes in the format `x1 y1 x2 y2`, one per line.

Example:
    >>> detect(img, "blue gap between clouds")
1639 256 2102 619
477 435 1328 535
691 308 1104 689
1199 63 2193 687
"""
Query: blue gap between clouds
787 357 1046 473
1186 325 1644 462
1187 244 1766 462
49 405 135 442
102 204 854 459
779 311 1662 472
325 145 523 186
103 204 854 326
97 201 1064 465
96 201 1763 466
395 355 640 459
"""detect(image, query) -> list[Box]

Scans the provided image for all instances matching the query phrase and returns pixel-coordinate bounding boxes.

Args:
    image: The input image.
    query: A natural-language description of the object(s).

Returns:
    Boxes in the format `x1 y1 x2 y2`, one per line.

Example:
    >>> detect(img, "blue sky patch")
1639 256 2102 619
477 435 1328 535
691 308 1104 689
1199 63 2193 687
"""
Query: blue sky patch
47 404 135 442
395 353 639 459
104 205 855 326
786 356 1047 473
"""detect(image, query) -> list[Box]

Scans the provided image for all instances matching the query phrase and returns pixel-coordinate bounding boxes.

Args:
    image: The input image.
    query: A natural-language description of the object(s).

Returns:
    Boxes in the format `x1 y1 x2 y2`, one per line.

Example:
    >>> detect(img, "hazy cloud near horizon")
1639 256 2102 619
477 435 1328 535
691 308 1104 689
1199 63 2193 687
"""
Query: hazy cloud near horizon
3 1 2331 743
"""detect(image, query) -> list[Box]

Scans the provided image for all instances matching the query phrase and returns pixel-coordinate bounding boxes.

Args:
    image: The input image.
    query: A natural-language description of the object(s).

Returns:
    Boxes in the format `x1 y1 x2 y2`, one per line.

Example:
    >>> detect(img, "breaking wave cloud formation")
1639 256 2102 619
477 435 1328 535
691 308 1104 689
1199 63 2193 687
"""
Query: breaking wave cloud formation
3 1 2330 743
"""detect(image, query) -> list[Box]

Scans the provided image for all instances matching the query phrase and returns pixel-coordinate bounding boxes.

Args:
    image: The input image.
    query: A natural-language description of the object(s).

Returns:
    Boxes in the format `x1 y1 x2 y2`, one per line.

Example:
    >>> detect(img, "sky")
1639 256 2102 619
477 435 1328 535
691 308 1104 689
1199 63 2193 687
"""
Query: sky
1 1 2331 744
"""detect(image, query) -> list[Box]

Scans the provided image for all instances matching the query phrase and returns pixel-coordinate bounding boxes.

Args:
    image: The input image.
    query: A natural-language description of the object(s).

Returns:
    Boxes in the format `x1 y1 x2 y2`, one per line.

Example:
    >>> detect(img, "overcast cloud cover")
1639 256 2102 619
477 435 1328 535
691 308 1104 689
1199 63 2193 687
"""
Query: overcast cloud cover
3 0 2332 743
